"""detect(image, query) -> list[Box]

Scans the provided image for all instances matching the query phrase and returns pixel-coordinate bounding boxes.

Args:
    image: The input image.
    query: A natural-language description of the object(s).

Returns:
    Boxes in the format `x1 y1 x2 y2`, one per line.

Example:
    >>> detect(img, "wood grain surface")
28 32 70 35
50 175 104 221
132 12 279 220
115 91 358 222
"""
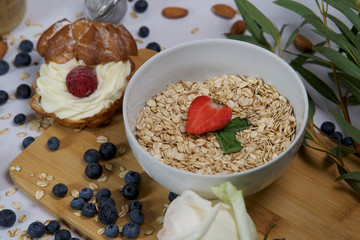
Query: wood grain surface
9 49 360 240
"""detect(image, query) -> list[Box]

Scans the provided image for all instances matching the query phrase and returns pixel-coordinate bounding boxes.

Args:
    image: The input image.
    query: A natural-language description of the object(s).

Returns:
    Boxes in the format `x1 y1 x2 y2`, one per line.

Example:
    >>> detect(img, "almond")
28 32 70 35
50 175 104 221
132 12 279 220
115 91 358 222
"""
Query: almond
230 20 246 34
212 4 237 19
294 34 313 52
162 7 188 19
0 41 8 59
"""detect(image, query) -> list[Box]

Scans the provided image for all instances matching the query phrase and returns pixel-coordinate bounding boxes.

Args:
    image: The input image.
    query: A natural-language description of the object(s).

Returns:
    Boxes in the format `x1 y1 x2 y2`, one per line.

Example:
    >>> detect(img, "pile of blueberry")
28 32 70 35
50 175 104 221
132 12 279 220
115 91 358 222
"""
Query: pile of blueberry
320 121 354 147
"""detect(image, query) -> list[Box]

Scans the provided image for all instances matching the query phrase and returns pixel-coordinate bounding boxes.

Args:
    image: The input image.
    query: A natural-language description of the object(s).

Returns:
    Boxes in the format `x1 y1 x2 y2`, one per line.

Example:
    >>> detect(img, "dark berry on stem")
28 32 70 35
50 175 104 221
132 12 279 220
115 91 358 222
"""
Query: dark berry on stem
28 221 46 238
129 209 144 224
46 220 61 234
82 203 97 217
146 42 161 52
79 187 93 201
96 188 111 201
0 90 9 105
122 183 139 200
47 136 60 150
129 200 142 211
85 162 103 179
70 197 85 210
14 113 26 125
52 183 68 197
125 171 141 185
55 229 72 240
83 149 100 163
168 192 178 202
104 224 119 238
99 142 117 159
98 204 118 225
320 121 335 135
0 60 10 75
122 222 140 239
0 209 16 227
138 26 150 38
16 84 31 99
19 39 34 52
341 136 354 147
15 52 31 67
22 136 35 148
330 131 343 142
134 0 148 13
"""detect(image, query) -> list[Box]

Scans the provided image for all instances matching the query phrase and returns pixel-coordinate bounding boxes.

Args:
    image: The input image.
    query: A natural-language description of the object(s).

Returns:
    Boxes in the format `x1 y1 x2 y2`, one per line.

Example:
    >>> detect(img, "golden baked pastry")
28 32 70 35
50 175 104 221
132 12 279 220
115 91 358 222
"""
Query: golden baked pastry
30 18 138 128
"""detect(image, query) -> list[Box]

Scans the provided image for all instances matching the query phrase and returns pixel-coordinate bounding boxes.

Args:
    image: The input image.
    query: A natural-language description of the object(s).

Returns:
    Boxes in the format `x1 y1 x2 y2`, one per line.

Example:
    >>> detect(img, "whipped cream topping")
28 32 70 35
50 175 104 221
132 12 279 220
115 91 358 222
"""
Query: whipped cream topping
36 58 131 120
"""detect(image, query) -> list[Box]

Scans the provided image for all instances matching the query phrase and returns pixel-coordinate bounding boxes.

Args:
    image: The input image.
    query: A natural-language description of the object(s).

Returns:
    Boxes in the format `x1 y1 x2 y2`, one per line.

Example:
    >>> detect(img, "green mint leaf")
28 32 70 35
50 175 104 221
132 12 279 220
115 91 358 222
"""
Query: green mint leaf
215 131 243 154
223 117 252 132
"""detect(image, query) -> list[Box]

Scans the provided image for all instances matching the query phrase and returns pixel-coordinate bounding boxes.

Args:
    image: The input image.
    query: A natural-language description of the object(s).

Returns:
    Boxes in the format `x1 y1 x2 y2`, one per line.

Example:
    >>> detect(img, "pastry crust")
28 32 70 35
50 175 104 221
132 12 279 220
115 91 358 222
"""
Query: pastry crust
30 18 138 128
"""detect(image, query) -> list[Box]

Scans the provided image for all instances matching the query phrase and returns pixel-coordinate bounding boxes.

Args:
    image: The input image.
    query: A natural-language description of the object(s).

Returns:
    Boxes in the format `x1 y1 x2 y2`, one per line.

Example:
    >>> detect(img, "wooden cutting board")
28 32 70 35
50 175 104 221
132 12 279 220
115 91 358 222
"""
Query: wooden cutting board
9 49 360 240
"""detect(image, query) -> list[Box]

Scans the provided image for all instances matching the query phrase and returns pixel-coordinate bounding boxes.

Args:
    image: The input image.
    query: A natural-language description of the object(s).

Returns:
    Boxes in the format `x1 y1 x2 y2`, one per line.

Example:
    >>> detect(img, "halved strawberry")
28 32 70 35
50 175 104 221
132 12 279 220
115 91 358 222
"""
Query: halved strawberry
186 95 232 135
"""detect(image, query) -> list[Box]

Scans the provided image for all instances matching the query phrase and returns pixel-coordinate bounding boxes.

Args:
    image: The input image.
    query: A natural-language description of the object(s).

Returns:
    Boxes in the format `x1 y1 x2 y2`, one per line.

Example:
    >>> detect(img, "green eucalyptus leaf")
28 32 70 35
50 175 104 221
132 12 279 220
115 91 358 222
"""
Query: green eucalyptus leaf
290 61 340 104
225 34 272 50
331 111 360 142
327 14 360 50
337 165 360 193
323 0 360 32
308 94 315 122
336 72 360 102
285 27 299 50
331 143 355 160
340 0 359 10
336 171 360 181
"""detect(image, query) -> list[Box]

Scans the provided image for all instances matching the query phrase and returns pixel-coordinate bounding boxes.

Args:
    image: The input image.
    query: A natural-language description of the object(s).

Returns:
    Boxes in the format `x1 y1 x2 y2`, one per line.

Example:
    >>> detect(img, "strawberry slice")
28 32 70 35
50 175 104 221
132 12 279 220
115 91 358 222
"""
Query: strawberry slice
186 95 232 134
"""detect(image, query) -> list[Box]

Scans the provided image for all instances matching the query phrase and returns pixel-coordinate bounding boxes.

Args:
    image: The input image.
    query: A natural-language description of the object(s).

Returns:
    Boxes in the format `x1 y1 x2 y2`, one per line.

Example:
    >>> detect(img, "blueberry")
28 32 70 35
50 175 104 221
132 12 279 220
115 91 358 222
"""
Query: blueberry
0 209 16 227
341 136 354 147
138 26 150 38
168 192 178 202
16 84 32 99
104 224 119 238
71 238 80 240
330 131 343 142
124 171 142 185
0 60 10 75
22 136 35 148
122 222 140 239
85 162 103 179
99 198 116 209
47 136 60 150
70 197 85 210
122 183 139 200
129 209 144 224
146 42 161 52
15 52 31 67
81 203 97 217
14 113 26 125
28 221 46 238
83 149 100 163
55 229 72 240
134 0 148 13
96 188 111 201
99 142 117 159
79 187 94 201
19 40 34 52
320 121 335 135
46 220 61 234
129 200 142 211
52 183 68 198
98 204 118 225
0 90 9 105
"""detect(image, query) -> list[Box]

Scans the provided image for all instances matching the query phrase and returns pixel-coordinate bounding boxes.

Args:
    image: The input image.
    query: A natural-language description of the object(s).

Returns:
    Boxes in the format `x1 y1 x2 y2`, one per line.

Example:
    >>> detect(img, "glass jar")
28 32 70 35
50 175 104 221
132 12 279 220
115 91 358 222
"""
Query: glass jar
0 0 26 35
84 0 127 25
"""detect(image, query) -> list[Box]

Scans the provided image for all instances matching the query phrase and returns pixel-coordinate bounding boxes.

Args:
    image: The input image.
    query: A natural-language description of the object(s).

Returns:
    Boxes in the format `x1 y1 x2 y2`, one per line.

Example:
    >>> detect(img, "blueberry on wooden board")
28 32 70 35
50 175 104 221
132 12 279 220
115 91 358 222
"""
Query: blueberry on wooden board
45 220 61 234
52 183 68 197
22 136 35 148
129 209 144 224
99 204 118 225
70 197 85 210
55 229 72 240
124 171 141 185
104 224 119 238
81 203 97 217
83 148 100 163
47 136 60 150
96 188 111 201
122 222 140 239
85 162 103 179
129 200 142 211
79 187 93 201
122 183 139 200
99 142 117 159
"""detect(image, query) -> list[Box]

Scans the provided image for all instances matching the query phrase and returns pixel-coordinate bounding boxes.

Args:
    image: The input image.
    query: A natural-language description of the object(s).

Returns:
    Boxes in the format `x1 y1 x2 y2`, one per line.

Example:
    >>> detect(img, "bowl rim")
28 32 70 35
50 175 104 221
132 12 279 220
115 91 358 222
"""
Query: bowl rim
123 38 309 179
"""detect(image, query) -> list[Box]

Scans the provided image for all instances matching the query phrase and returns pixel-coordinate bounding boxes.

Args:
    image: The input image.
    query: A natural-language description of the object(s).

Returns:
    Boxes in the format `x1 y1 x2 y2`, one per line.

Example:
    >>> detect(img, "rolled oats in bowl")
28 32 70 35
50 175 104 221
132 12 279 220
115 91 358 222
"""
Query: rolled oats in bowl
135 74 296 175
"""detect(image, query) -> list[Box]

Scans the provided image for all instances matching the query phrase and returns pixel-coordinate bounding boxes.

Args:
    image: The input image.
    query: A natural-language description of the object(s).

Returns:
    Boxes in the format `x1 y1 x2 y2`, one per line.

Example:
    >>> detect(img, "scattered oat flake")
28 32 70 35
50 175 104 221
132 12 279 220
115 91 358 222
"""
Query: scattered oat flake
9 94 17 99
16 132 27 137
12 201 21 210
119 165 126 172
73 128 83 132
18 214 27 223
36 181 48 187
119 204 129 217
19 124 26 129
25 18 31 26
38 173 46 180
191 27 200 34
10 39 16 45
104 163 112 171
0 113 11 119
0 205 4 210
6 187 17 196
71 189 79 197
0 128 9 135
89 182 98 190
144 229 154 236
9 166 21 172
76 12 83 18
20 72 30 80
32 23 42 28
118 144 127 155
97 174 108 182
156 216 164 224
97 135 108 143
135 38 143 44
74 210 82 217
119 170 129 178
8 227 20 237
45 175 54 181
97 228 105 235
35 190 45 200
130 11 138 18
29 172 34 177
33 33 41 38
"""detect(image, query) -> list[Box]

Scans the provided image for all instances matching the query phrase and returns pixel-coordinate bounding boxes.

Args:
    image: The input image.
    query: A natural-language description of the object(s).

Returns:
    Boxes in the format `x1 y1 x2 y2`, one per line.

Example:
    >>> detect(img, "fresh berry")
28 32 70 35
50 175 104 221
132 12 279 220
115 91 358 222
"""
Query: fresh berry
122 222 140 239
16 84 31 99
15 52 31 67
0 60 10 75
134 0 148 13
55 229 72 240
81 203 97 217
22 136 35 148
99 198 116 209
98 204 118 225
138 26 149 38
146 42 161 52
168 192 178 202
14 113 26 125
28 221 46 238
52 183 68 197
330 131 343 142
70 197 85 210
66 66 97 98
85 163 103 179
19 40 34 52
341 136 354 147
186 95 232 134
124 171 141 185
320 121 335 135
79 187 94 201
46 220 61 234
129 200 142 211
99 142 117 159
122 183 139 200
47 136 60 150
0 209 16 227
71 238 80 240
104 224 119 238
129 209 144 224
83 149 100 163
0 90 9 105
96 188 111 201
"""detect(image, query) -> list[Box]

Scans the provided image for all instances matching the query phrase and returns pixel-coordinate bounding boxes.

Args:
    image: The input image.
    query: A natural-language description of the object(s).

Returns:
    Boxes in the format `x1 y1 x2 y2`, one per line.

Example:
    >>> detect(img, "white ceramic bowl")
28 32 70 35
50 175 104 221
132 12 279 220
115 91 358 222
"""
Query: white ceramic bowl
123 39 308 199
